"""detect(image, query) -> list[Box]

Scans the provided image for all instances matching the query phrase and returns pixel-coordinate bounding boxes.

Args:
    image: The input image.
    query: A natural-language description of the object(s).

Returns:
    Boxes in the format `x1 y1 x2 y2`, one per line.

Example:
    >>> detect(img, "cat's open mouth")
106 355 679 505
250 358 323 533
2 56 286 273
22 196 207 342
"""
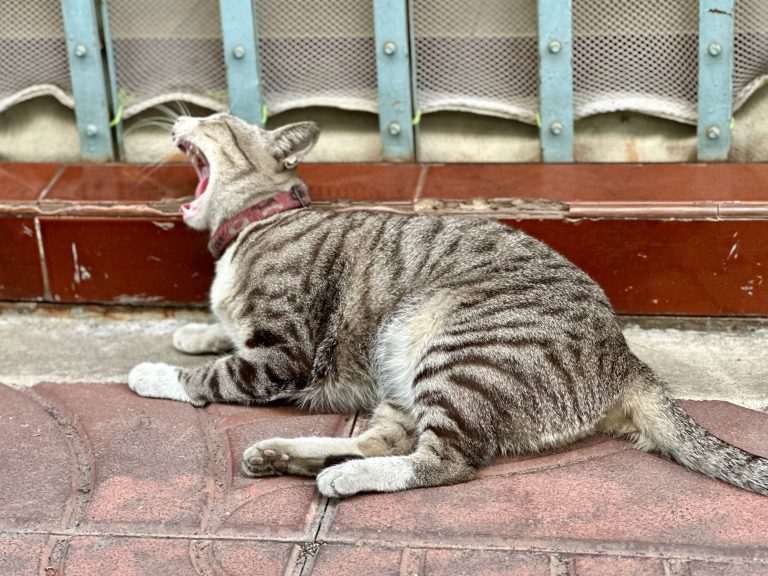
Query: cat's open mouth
178 139 210 219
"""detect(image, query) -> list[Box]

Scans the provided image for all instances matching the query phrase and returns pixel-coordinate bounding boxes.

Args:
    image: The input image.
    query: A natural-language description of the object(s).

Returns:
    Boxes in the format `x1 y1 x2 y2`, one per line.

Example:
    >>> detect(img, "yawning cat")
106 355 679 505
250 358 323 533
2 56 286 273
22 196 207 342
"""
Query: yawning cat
129 113 768 498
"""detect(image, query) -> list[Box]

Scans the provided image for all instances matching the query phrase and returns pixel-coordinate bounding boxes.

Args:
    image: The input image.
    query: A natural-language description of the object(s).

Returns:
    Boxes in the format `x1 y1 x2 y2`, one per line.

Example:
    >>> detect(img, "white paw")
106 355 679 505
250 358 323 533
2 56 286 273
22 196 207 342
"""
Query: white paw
316 460 369 498
128 362 192 403
173 323 230 355
316 457 413 498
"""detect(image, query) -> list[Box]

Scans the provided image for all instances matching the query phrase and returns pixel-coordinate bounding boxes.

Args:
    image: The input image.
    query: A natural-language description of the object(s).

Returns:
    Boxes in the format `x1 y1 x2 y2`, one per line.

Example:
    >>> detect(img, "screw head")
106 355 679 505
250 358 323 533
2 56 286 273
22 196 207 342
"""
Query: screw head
549 121 564 136
84 124 98 137
708 42 722 57
706 125 721 140
548 40 562 54
74 43 87 58
388 121 401 136
383 41 397 55
232 45 246 59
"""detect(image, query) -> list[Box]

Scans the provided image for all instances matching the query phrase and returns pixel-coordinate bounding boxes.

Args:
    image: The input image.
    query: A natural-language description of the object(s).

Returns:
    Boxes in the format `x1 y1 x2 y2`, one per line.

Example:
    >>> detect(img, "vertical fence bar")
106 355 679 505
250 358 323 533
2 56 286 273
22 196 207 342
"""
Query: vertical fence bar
537 0 574 162
219 0 264 125
60 0 114 160
100 0 123 159
373 0 416 162
407 0 421 160
697 0 734 161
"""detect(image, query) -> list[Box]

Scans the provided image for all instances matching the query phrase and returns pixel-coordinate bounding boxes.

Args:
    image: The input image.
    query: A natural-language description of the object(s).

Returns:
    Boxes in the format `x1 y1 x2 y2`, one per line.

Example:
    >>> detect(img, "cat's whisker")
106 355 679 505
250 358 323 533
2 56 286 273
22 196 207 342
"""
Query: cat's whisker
154 102 182 122
135 150 180 178
174 100 192 118
123 117 176 136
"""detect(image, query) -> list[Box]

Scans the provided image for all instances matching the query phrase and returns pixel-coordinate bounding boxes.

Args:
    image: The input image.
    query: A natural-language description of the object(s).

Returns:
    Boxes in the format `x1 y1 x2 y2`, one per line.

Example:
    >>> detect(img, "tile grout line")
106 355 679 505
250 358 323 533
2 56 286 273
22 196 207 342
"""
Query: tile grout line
33 217 52 301
548 553 574 576
663 558 693 576
412 164 429 204
298 411 362 576
399 548 427 576
37 166 66 202
292 533 768 565
41 535 69 576
3 528 768 565
23 387 95 528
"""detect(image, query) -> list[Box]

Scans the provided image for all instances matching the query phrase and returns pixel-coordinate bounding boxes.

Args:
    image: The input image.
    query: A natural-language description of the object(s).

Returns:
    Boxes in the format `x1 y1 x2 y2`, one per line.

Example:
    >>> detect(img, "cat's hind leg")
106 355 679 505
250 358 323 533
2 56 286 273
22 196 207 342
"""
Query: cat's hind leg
173 322 232 354
242 403 415 477
316 429 476 497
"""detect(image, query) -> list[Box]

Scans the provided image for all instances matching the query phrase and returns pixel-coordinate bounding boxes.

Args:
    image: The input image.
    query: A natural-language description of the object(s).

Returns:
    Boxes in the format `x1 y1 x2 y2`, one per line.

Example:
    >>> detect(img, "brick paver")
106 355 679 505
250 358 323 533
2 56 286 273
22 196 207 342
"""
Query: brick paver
1 383 767 575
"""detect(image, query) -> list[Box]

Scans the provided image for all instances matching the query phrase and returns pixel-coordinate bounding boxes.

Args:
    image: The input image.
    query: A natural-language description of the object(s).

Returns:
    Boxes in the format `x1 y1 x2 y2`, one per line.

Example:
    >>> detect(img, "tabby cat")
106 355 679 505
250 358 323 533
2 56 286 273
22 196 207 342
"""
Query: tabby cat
129 113 768 498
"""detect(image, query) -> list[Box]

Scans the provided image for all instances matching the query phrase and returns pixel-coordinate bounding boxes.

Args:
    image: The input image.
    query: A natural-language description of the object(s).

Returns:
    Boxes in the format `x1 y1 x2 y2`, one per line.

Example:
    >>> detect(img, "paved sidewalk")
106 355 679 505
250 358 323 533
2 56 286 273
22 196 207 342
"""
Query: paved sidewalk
2 381 768 575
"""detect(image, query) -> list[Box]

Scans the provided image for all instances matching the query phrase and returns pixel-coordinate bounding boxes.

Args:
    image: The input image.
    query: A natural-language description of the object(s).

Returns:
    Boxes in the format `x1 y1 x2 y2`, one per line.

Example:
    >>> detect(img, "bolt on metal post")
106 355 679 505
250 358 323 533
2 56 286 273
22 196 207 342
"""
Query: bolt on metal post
548 39 562 54
550 121 564 135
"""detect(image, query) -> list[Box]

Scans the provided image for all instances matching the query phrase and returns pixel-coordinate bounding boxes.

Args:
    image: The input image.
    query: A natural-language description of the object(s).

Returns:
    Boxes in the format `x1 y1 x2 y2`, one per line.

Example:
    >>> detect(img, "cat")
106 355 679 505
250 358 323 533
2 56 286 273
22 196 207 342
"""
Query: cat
129 113 768 498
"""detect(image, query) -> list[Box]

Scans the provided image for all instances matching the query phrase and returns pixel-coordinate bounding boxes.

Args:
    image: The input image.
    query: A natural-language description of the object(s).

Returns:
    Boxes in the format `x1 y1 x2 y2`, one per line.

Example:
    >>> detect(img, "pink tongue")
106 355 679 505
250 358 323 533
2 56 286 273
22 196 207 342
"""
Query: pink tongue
195 175 209 198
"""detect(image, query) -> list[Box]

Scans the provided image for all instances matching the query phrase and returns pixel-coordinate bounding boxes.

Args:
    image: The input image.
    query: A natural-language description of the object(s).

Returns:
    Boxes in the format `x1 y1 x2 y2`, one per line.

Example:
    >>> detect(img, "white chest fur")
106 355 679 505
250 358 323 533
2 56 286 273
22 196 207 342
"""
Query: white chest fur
209 248 243 347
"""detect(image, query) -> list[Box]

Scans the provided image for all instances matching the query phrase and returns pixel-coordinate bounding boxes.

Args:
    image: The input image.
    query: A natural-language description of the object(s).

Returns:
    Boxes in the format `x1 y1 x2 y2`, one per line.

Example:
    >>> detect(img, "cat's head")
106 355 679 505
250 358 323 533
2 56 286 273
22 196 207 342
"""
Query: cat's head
171 113 319 231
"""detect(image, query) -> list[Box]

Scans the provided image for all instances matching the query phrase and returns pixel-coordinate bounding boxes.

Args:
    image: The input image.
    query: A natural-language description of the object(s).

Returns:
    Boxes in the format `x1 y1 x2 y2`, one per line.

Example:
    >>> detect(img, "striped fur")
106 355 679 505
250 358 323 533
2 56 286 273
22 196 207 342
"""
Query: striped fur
129 114 768 498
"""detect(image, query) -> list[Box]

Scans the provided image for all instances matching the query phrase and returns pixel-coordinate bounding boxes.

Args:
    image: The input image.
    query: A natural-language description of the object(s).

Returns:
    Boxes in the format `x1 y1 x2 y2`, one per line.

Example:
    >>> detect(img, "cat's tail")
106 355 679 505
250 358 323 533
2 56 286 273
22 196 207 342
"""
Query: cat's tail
614 364 768 495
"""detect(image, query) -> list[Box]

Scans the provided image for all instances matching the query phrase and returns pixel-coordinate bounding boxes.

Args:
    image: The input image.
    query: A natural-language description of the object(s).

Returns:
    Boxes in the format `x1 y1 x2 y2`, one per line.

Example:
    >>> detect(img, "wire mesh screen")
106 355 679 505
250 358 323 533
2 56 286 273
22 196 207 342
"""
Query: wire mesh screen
572 0 699 121
0 0 72 113
734 0 768 110
412 0 539 122
254 0 378 115
1 1 767 126
108 0 227 118
413 0 768 124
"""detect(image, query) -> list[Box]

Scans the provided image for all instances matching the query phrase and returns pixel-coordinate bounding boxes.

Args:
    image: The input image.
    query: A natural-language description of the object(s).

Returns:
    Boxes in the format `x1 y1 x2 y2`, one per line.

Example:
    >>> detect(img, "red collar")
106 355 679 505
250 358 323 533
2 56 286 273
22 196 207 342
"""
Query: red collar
208 184 309 259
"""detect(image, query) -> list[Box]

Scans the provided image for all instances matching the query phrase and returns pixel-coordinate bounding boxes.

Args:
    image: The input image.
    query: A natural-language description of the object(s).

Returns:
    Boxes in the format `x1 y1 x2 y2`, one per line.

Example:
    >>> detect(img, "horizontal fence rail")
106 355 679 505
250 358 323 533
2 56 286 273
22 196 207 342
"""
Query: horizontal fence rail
0 0 746 162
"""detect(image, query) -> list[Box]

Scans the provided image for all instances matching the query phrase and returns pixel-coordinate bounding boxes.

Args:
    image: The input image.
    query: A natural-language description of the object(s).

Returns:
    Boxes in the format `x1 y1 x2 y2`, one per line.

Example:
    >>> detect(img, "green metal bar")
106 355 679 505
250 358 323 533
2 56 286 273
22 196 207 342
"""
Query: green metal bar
60 0 114 160
697 0 735 161
100 0 123 159
219 0 264 125
537 0 574 162
373 0 416 161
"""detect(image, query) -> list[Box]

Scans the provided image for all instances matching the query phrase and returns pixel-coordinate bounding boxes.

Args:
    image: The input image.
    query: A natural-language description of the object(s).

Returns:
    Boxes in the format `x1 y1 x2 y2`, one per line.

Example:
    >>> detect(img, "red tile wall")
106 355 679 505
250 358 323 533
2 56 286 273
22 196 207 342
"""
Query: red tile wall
0 162 766 315
38 218 213 304
0 217 45 300
510 219 768 316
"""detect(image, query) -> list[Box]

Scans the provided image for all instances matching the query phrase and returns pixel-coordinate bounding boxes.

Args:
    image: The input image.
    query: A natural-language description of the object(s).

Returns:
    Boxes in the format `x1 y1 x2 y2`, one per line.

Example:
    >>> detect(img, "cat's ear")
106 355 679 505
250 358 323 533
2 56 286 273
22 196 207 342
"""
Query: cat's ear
269 122 320 170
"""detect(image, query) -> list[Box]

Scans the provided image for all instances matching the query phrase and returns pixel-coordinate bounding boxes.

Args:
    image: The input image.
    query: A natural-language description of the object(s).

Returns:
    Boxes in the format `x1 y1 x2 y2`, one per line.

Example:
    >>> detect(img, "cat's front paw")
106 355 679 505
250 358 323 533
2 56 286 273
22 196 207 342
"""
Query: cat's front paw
128 362 193 403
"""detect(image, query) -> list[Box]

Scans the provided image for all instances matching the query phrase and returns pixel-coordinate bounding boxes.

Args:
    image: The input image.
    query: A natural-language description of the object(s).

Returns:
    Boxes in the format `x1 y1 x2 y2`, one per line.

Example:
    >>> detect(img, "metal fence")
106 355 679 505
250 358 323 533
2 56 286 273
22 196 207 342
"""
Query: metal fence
1 0 762 162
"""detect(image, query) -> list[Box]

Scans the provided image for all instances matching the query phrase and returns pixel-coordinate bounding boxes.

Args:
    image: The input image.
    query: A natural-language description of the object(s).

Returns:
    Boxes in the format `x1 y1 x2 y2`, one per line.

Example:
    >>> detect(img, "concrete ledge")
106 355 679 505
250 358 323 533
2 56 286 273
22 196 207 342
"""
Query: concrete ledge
1 305 766 410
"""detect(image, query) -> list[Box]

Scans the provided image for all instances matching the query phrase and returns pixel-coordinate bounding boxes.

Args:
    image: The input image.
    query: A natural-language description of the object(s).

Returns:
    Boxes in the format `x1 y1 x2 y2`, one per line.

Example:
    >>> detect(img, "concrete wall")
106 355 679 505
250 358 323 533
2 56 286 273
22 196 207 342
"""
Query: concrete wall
2 84 768 163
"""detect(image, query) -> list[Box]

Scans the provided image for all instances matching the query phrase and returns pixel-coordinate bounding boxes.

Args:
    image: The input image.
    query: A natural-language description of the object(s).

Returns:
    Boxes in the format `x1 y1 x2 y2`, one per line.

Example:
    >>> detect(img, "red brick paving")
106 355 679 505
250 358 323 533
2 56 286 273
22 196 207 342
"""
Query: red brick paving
1 383 767 575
